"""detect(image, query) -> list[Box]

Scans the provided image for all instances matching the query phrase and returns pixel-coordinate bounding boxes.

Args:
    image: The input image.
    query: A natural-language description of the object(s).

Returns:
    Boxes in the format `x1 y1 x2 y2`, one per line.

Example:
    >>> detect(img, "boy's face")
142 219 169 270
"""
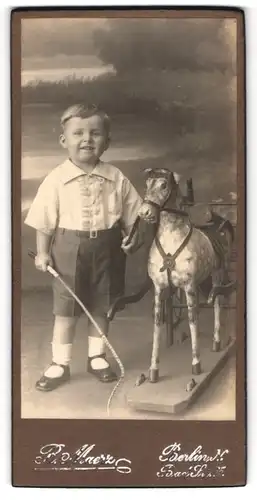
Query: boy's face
60 115 109 166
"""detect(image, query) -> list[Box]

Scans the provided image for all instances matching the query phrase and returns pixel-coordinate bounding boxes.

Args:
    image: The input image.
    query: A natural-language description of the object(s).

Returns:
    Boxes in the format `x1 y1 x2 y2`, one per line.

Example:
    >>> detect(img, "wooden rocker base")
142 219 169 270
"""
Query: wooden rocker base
127 335 235 415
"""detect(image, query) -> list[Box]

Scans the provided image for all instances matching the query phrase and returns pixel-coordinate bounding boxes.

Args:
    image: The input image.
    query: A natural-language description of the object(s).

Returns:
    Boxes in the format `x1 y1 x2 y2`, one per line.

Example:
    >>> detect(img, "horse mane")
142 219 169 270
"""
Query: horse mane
144 167 176 183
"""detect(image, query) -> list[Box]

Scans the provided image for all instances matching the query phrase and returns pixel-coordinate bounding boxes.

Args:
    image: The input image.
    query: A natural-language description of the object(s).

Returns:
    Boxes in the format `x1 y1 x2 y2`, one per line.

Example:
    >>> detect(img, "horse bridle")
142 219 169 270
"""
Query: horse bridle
126 172 192 259
142 188 189 217
142 179 193 287
143 198 189 217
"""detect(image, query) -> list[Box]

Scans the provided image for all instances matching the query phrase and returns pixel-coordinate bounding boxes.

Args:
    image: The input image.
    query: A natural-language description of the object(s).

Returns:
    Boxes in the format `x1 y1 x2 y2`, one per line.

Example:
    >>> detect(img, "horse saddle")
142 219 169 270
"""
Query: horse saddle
187 203 214 227
188 204 233 268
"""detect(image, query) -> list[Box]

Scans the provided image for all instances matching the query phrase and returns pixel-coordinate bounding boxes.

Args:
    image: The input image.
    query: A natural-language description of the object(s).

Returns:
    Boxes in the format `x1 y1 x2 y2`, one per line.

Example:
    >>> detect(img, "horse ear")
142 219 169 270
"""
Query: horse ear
158 168 170 176
144 168 153 177
173 172 182 184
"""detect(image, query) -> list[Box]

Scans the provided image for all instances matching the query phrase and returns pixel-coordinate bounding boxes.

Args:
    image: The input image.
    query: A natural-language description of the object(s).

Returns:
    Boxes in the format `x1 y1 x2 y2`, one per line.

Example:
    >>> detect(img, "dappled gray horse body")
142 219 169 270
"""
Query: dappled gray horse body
138 168 234 382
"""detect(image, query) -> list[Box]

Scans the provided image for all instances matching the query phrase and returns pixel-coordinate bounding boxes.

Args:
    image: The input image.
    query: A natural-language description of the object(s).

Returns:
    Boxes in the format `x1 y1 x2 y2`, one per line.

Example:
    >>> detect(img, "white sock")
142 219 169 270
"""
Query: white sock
44 343 72 378
52 342 72 365
88 336 109 369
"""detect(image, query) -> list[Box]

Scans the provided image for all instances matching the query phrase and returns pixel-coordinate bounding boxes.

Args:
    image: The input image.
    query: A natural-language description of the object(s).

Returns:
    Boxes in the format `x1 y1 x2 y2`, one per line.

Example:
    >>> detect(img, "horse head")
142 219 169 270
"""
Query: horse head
138 168 182 223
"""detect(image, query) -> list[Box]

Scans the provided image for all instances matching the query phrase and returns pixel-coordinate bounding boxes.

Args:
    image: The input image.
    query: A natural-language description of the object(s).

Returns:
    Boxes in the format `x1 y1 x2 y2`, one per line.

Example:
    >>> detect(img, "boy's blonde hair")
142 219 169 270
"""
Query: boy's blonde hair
60 104 110 136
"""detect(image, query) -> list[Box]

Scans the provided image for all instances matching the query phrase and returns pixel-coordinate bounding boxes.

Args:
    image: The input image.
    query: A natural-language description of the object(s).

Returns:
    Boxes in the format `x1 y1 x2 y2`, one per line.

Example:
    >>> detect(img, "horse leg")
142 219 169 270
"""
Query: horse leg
185 285 201 375
211 269 223 352
213 295 221 351
149 286 162 382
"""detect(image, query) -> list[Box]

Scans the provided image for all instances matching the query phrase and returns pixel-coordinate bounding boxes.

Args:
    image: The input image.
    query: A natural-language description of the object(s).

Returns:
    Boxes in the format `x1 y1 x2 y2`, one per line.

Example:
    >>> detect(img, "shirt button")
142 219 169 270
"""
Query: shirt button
82 209 92 216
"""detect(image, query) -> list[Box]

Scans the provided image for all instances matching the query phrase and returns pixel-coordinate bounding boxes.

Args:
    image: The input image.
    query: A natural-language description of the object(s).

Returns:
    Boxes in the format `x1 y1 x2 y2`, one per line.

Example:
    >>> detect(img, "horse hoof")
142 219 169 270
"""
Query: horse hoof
212 340 221 352
135 373 146 386
149 369 159 383
225 336 232 347
192 362 201 375
186 378 197 392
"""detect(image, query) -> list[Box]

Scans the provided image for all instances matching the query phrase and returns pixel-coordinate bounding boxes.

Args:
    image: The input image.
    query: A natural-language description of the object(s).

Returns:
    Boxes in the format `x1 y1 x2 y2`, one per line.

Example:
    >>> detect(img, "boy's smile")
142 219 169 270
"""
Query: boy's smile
60 115 109 169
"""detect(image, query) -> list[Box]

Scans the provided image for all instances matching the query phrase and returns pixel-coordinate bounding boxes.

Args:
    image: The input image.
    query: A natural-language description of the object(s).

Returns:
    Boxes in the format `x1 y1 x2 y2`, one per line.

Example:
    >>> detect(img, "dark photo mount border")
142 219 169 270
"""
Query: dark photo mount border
11 6 246 487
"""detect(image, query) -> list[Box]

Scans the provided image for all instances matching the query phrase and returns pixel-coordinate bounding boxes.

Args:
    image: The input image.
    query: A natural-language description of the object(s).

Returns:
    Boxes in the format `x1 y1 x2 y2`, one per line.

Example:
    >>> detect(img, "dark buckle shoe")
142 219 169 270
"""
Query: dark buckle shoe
35 362 70 392
87 354 118 383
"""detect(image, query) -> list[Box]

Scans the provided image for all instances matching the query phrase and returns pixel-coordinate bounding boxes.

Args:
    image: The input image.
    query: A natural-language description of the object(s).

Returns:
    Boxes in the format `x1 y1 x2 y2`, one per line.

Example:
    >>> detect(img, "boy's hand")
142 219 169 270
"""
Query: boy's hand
35 252 53 272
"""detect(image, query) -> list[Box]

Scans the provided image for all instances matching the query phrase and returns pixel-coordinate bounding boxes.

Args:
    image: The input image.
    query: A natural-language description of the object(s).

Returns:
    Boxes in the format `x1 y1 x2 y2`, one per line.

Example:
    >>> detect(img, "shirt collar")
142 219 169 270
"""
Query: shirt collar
60 159 116 184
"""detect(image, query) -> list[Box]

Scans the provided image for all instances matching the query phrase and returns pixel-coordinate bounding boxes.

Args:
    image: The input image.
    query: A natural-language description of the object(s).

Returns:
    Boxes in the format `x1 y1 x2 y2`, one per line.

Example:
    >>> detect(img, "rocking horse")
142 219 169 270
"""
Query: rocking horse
137 168 236 383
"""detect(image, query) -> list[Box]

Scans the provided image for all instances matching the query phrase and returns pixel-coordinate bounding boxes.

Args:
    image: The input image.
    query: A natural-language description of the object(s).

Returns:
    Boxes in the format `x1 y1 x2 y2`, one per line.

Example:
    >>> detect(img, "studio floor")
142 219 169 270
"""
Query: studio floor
21 289 236 420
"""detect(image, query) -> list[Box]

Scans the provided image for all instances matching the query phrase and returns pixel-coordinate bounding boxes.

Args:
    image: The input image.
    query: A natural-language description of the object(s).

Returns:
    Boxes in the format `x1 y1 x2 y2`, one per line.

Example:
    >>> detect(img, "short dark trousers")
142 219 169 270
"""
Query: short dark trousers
51 225 126 317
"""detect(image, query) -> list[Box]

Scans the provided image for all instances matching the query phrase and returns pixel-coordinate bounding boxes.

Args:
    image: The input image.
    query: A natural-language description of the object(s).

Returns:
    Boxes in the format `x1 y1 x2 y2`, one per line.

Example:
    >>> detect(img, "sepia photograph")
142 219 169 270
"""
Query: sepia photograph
20 14 238 422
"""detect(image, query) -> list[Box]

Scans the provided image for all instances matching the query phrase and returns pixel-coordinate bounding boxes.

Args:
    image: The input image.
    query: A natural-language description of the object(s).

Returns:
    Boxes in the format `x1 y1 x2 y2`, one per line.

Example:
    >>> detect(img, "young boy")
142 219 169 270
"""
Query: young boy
25 103 142 391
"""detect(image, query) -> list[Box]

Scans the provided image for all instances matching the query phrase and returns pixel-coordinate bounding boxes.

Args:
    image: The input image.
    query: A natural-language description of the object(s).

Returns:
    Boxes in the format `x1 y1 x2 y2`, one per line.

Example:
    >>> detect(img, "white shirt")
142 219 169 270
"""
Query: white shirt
24 159 142 235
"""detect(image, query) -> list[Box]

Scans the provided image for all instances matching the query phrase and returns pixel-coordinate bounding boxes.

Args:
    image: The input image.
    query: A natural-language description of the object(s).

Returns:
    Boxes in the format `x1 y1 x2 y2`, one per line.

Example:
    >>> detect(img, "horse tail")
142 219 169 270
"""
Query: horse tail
222 218 235 243
210 210 235 243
